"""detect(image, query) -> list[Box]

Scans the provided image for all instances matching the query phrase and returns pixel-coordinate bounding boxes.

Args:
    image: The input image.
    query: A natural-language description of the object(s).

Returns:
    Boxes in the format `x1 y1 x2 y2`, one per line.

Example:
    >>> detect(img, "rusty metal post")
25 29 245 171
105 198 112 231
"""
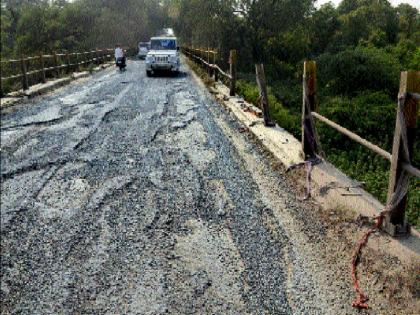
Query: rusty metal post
20 56 29 90
39 55 46 83
229 50 237 96
302 61 319 158
384 71 419 236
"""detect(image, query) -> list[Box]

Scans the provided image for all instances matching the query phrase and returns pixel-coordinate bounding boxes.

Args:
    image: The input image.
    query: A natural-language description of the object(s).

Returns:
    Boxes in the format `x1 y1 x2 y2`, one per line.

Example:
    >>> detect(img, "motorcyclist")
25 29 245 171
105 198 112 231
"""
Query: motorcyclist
114 44 125 67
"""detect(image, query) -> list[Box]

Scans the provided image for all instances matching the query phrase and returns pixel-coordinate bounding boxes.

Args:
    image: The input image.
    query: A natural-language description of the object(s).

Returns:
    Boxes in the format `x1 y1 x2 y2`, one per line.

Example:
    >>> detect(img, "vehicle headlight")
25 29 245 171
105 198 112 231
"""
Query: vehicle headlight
169 55 178 63
146 55 154 62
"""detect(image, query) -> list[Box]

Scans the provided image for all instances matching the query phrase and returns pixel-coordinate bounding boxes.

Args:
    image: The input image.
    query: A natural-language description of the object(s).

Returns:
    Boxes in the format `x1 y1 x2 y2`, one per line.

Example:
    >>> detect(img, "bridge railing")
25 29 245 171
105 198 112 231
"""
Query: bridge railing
302 62 419 235
183 47 419 236
0 48 115 97
182 46 237 96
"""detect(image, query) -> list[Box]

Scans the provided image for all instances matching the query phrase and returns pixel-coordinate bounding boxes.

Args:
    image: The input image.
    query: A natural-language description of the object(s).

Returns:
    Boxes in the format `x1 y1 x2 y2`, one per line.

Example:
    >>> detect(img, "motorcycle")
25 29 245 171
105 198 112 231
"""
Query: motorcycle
116 57 126 72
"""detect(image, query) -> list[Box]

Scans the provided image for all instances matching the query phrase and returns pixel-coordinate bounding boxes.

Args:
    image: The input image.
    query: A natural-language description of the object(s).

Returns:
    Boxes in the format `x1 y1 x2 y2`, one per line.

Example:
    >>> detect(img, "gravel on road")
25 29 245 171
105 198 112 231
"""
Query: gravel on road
1 60 373 314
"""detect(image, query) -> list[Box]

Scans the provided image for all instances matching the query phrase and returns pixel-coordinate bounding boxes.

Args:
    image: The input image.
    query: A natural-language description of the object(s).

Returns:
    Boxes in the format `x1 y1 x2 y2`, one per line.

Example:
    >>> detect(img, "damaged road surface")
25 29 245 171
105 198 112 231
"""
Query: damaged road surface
1 60 356 314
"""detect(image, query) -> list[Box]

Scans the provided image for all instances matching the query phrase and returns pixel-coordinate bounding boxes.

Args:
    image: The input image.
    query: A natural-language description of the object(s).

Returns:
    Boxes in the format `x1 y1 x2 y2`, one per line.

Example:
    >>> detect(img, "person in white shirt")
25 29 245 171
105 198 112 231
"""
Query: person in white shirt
114 45 125 65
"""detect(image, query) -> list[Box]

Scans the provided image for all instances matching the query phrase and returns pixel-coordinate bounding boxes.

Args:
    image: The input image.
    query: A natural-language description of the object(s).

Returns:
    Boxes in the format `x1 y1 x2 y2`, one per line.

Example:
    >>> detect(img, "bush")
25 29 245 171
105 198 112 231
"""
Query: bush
236 80 300 135
317 91 419 229
317 46 401 96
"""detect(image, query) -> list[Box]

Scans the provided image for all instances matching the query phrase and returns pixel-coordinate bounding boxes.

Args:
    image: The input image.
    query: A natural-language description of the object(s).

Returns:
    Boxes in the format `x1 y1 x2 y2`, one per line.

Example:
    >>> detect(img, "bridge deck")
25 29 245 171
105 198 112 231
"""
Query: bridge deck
0 60 397 314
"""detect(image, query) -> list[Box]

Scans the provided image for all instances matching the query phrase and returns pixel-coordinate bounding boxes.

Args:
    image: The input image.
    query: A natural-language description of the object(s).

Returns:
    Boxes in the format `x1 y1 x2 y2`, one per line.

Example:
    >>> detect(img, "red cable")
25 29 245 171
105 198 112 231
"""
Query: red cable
351 212 385 309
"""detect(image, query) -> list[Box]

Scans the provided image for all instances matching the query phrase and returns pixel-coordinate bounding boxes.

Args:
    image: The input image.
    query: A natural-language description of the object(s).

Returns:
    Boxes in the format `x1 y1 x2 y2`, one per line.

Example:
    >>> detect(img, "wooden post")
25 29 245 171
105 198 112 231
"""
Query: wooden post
229 50 237 96
39 55 46 83
207 47 211 75
302 61 318 158
214 51 218 82
195 47 198 64
95 49 100 64
66 52 71 74
200 48 204 66
20 56 29 90
0 63 3 97
384 71 419 235
255 64 274 127
53 52 59 77
75 53 80 71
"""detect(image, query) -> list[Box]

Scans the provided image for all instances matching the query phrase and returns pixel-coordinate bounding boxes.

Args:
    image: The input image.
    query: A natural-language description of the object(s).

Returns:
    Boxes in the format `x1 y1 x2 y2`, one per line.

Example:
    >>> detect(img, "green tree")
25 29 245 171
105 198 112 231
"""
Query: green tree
317 46 400 96
308 2 340 55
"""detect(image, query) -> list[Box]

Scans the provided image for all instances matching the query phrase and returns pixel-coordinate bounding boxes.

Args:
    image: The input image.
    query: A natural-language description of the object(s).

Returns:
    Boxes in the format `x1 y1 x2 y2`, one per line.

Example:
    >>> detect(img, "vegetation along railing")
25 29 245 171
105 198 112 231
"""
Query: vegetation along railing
0 49 116 97
183 46 419 237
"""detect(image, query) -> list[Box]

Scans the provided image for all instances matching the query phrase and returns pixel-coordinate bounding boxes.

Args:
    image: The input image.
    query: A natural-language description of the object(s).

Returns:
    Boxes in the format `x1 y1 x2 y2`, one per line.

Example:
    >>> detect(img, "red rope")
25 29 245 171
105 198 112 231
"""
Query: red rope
351 211 386 309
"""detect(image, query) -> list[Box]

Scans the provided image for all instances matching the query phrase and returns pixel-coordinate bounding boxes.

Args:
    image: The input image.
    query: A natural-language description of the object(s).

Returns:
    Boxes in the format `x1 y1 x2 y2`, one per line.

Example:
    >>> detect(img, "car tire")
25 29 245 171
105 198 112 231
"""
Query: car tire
146 70 152 77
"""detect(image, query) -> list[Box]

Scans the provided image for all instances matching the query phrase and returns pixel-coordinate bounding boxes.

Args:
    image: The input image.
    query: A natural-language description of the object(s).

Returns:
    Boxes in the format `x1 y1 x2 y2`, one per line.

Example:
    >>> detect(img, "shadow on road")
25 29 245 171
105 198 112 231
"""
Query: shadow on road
148 71 188 79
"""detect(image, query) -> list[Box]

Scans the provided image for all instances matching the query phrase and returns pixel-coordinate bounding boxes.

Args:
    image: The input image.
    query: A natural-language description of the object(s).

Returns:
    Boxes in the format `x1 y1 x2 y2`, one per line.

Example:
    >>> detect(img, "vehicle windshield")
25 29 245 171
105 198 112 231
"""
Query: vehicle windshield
151 39 176 50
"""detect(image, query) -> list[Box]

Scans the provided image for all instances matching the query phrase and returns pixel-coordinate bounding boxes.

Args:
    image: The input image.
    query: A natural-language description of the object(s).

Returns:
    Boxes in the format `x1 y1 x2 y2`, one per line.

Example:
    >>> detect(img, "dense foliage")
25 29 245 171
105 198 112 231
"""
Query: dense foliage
167 0 419 228
1 0 419 227
1 0 167 56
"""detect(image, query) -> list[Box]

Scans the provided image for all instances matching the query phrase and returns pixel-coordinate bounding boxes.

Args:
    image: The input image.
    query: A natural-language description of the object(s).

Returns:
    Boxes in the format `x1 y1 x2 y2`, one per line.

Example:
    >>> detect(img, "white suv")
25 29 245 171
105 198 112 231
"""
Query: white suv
146 37 180 76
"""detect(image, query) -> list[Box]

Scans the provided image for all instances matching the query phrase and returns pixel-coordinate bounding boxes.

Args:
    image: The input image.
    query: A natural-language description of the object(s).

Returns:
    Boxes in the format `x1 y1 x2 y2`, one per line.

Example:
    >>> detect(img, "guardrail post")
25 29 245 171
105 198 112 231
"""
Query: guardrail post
384 71 419 236
229 49 237 96
207 47 211 75
0 65 3 97
98 49 101 63
255 63 274 127
200 48 203 66
214 51 218 82
39 55 46 83
53 52 59 77
195 47 198 64
20 56 29 90
302 61 319 158
66 52 71 74
75 53 80 71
